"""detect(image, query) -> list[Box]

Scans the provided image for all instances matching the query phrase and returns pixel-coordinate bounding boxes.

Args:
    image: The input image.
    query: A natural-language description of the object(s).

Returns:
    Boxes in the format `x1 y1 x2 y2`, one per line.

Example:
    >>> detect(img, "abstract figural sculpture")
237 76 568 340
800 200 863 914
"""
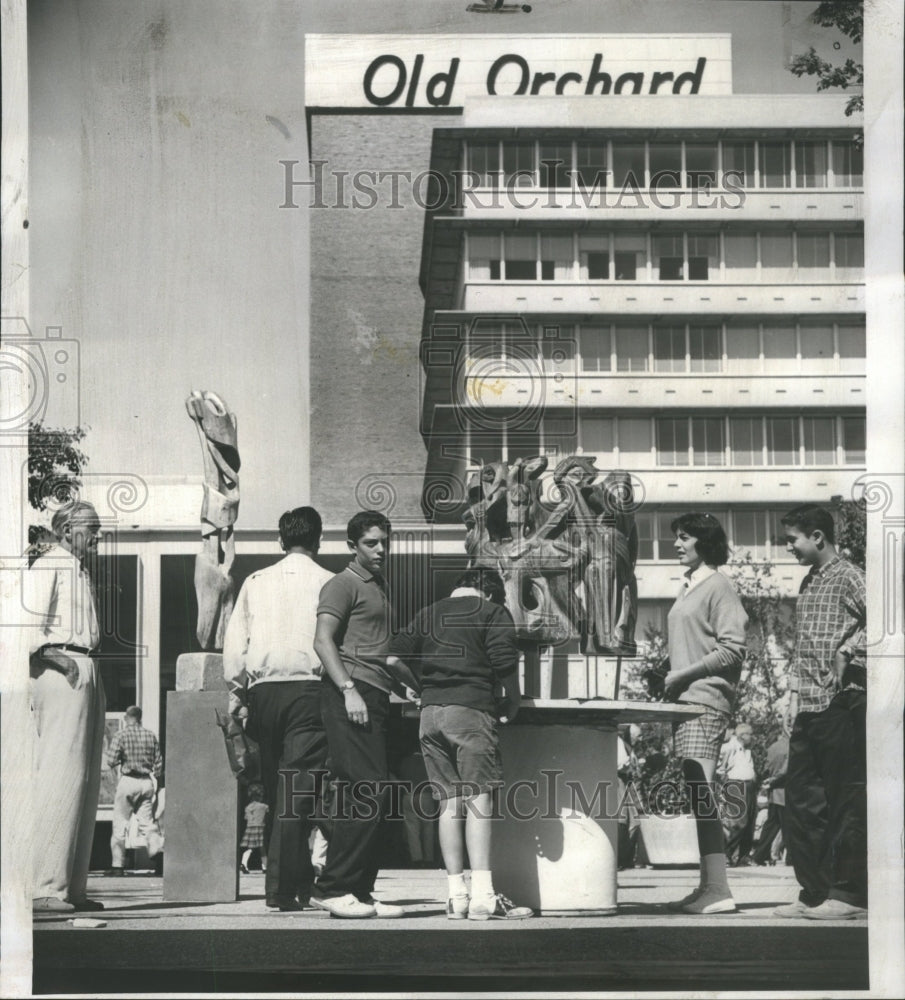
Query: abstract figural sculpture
463 455 638 656
185 390 240 650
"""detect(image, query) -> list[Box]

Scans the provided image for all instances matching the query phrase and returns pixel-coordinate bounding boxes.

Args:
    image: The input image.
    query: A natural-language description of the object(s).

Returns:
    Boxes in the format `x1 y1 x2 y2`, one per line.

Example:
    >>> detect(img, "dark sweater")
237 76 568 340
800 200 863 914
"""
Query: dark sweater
390 592 519 713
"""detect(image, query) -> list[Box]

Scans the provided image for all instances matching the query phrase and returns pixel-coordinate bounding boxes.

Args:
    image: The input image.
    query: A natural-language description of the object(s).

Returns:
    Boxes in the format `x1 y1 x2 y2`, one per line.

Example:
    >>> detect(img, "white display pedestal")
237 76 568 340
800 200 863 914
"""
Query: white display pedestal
493 699 702 915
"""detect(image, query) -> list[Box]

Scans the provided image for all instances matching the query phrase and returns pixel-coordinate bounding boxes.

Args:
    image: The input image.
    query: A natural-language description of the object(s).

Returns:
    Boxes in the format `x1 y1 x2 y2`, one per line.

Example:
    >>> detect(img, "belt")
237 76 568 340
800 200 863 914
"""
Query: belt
124 771 151 779
40 643 96 656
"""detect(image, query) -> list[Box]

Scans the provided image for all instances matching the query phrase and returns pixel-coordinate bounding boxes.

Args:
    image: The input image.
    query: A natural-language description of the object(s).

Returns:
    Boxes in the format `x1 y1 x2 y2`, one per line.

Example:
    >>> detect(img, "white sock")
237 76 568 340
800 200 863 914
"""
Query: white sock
471 870 494 898
447 872 467 897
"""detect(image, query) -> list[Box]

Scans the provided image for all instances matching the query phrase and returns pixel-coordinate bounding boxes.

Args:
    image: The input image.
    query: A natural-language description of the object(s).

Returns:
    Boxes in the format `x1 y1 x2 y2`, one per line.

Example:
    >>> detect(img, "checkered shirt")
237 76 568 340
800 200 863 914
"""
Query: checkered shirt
107 724 163 779
792 556 867 713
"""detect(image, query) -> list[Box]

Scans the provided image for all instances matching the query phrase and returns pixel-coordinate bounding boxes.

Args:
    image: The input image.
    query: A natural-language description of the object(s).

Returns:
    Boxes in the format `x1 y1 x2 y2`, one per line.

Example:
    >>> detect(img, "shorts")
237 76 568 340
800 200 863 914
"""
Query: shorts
673 706 730 762
419 704 504 803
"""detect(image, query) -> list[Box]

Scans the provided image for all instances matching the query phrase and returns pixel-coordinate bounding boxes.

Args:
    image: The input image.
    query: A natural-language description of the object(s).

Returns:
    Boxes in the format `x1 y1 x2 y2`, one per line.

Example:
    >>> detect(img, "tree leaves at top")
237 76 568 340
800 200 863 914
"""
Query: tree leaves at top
28 421 90 513
789 1 864 117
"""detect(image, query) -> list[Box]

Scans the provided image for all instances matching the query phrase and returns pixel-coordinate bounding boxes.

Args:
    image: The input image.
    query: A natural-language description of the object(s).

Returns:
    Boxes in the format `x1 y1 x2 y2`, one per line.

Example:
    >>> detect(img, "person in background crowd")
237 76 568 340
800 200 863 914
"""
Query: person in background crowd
25 501 107 912
751 732 790 866
391 568 533 921
717 722 758 867
617 724 644 870
774 504 867 920
663 513 748 915
106 705 164 875
239 783 269 873
224 506 334 912
312 511 418 919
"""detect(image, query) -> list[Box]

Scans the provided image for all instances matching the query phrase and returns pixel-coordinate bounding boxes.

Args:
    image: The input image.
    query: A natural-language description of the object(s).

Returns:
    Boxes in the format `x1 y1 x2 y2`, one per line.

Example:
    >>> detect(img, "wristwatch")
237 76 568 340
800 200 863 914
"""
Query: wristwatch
340 679 355 693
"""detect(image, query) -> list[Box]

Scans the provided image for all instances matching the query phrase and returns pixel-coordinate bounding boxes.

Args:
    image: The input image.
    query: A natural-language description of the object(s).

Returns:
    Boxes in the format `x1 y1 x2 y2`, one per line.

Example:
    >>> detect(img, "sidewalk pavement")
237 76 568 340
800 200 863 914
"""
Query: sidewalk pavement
33 863 868 994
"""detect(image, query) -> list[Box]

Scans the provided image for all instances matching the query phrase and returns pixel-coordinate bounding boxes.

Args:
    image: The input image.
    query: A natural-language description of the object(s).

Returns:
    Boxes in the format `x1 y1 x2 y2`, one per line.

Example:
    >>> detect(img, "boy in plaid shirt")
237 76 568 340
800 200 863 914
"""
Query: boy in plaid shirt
774 504 867 920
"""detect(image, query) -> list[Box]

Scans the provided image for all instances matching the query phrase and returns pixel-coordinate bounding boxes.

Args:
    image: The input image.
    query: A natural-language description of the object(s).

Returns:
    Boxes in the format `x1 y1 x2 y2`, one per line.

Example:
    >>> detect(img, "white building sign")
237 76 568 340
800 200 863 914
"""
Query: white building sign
305 34 733 109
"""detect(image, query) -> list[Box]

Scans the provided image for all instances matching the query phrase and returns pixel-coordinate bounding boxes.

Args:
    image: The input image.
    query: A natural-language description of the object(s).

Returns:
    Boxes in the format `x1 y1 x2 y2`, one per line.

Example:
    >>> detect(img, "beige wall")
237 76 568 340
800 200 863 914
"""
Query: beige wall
28 0 311 529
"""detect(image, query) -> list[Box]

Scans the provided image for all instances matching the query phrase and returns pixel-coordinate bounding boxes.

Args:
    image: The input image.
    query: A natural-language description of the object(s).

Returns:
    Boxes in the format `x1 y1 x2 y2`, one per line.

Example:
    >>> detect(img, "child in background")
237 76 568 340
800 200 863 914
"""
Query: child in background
240 783 269 874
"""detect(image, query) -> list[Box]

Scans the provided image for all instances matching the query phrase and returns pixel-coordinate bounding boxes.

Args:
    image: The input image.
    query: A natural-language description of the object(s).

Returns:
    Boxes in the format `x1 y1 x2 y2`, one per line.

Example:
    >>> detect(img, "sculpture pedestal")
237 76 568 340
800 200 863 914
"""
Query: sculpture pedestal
493 700 702 915
162 654 239 903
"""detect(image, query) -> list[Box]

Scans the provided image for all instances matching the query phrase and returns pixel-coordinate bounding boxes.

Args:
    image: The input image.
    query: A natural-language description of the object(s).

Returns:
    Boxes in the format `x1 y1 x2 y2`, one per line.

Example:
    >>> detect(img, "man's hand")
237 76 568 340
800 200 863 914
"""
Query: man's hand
833 648 851 684
228 693 248 724
403 687 421 708
783 692 799 737
344 686 369 726
32 647 80 686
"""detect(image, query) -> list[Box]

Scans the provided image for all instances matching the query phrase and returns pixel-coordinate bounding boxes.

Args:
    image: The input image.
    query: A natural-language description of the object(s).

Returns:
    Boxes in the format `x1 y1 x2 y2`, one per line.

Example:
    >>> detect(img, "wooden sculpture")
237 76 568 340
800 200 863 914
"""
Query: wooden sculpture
464 455 637 656
185 390 240 650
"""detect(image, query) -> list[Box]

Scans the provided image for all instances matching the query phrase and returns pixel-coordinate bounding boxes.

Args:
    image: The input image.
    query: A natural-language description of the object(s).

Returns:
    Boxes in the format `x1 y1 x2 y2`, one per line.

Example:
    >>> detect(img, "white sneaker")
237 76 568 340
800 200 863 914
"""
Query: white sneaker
682 888 737 914
447 894 470 920
311 894 376 919
468 893 534 921
366 896 405 918
773 900 813 918
666 886 704 912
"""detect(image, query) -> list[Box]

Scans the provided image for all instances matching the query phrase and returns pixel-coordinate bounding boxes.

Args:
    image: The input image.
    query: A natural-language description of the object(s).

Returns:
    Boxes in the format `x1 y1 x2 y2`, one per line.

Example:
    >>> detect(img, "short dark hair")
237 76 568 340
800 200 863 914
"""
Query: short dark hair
125 705 142 722
279 506 322 550
347 510 391 543
780 504 836 544
670 512 730 566
455 567 506 606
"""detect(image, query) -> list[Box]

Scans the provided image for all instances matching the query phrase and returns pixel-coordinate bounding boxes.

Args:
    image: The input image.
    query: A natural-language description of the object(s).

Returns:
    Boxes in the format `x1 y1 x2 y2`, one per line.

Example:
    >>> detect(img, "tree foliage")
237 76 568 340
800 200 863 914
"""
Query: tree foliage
789 1 864 117
27 421 90 549
834 497 866 569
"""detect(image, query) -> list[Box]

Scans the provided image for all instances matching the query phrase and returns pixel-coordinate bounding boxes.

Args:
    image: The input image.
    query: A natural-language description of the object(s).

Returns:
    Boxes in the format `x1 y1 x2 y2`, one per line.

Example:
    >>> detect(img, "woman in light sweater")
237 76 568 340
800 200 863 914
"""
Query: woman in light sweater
663 513 747 915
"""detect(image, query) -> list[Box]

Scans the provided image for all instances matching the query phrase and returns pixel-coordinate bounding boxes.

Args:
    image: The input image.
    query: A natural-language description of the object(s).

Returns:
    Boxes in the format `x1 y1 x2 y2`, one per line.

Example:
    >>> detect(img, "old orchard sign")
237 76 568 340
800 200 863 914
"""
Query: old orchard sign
305 34 733 110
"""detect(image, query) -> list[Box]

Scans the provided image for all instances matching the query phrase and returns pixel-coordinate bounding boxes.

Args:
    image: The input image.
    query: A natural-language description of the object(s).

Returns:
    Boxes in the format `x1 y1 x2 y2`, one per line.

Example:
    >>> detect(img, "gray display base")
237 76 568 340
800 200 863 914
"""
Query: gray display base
163 690 239 902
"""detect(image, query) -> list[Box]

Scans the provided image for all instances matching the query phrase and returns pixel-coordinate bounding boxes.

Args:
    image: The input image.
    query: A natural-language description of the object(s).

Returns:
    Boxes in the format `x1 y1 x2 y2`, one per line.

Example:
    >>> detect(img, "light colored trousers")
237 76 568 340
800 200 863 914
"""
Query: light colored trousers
30 656 106 903
111 774 163 867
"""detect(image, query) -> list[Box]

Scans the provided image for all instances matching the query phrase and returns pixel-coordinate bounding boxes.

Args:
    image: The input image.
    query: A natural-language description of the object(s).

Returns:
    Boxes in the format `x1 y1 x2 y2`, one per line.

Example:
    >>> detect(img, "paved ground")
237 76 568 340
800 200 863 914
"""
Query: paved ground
33 864 869 994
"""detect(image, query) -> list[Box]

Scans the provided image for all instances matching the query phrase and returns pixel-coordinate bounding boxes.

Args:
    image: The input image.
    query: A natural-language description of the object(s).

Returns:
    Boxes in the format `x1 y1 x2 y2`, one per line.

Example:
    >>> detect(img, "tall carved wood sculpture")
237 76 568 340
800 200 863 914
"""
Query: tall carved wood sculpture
185 390 240 650
463 455 638 656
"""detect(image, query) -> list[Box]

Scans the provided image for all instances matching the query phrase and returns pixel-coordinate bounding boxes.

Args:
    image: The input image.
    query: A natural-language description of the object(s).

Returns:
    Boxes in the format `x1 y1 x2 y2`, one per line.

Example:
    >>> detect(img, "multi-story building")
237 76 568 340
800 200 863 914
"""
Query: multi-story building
418 94 864 641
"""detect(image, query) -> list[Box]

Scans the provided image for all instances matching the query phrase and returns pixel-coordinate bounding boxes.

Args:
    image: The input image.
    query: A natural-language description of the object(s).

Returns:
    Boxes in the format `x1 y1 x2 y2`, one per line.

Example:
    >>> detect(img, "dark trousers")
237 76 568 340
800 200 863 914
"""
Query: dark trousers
316 680 390 902
724 779 758 863
785 690 867 908
751 802 785 864
246 681 328 904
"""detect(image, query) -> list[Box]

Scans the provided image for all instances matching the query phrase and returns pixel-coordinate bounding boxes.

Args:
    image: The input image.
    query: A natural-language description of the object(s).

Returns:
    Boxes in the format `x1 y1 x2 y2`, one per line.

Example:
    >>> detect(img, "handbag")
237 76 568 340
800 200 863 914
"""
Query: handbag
214 709 262 784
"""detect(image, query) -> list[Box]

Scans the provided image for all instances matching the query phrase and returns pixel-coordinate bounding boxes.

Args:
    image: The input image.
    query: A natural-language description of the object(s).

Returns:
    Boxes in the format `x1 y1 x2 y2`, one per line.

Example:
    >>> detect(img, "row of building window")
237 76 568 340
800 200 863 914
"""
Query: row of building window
465 320 865 374
634 509 801 562
466 414 866 468
466 229 864 282
465 138 863 190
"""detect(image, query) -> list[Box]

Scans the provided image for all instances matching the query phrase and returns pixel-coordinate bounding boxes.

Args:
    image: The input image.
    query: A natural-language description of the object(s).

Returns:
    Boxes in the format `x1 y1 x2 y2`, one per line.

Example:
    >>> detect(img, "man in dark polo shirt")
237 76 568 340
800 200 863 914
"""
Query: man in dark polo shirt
311 510 417 919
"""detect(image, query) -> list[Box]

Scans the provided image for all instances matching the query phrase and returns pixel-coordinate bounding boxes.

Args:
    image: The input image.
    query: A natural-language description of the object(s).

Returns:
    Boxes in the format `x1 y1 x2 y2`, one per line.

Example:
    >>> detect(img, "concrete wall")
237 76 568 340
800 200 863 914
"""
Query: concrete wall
28 0 311 529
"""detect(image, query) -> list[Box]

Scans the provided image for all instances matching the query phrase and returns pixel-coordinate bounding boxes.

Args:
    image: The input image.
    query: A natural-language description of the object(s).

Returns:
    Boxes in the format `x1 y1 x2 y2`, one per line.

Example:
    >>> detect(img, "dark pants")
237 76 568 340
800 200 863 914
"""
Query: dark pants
246 681 328 905
785 690 867 908
724 779 758 864
316 680 390 902
751 801 785 864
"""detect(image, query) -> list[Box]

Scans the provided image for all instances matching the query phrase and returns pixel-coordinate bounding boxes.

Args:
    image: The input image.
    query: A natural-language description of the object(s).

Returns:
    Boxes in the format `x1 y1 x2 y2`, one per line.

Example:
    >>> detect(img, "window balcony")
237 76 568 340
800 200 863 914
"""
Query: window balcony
456 187 864 224
634 560 807 600
463 370 865 410
459 280 864 315
541 464 865 506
